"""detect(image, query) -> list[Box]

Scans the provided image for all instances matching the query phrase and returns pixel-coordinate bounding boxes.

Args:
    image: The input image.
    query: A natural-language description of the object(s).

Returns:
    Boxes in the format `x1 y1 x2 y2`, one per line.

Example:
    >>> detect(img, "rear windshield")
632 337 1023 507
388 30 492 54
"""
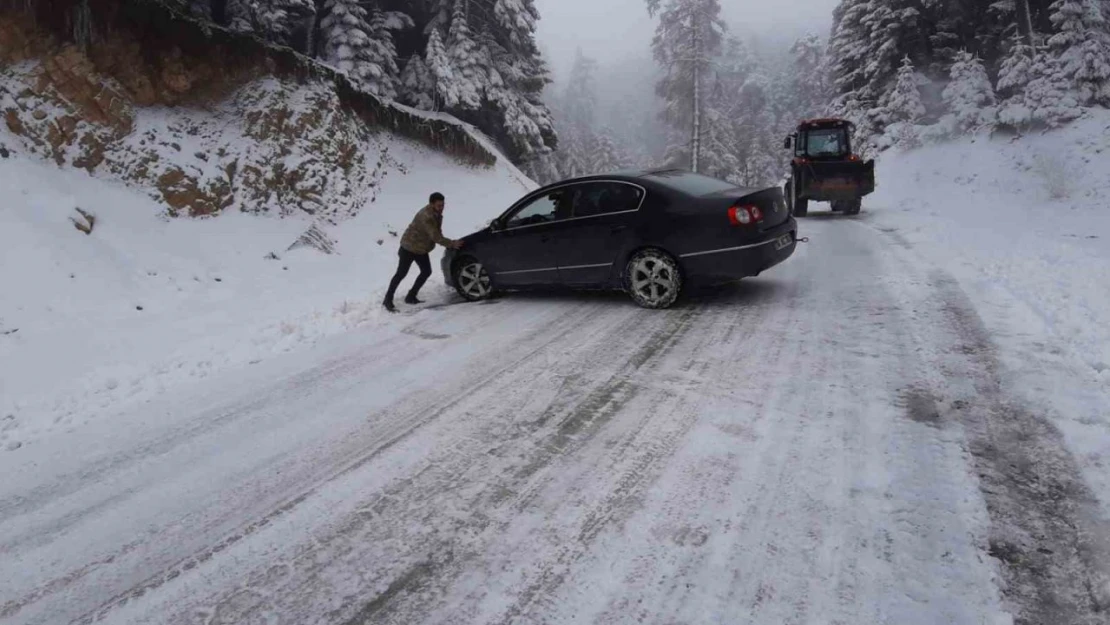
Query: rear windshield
645 170 739 196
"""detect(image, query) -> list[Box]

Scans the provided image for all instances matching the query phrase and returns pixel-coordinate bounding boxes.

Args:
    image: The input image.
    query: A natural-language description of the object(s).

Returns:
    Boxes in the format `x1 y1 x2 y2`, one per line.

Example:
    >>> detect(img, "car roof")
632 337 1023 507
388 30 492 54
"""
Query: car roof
549 168 699 183
535 169 754 197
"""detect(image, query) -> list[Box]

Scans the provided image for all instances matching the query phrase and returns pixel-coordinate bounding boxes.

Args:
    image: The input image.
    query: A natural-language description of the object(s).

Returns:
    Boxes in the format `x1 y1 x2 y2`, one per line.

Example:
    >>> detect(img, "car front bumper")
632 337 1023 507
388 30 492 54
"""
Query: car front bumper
441 248 458 288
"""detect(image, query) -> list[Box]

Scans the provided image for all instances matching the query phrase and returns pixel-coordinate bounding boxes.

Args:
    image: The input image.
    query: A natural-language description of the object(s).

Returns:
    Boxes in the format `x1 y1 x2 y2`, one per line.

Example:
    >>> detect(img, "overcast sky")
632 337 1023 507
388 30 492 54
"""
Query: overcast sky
534 0 841 78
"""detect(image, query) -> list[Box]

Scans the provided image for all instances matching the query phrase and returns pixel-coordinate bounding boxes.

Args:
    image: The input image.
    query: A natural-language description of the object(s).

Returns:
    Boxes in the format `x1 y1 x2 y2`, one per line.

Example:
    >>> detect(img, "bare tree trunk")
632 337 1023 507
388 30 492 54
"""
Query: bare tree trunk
691 14 701 173
1015 0 1035 50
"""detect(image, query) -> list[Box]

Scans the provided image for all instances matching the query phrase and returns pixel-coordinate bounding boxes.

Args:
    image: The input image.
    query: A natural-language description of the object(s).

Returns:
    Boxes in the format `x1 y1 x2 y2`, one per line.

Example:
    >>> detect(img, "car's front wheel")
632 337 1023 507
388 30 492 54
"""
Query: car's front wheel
453 257 493 302
624 249 683 309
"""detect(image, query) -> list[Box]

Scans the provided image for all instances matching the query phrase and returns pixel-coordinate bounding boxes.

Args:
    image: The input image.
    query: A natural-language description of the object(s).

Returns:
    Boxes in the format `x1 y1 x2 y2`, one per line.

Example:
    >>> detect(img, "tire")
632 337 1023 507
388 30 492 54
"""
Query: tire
845 199 862 215
789 180 809 218
623 249 683 309
794 196 809 218
453 256 494 302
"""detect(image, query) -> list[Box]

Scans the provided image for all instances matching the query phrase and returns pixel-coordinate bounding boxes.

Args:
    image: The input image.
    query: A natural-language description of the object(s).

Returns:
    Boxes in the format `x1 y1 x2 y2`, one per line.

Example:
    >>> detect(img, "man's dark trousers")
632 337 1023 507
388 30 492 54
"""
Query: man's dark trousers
385 247 432 304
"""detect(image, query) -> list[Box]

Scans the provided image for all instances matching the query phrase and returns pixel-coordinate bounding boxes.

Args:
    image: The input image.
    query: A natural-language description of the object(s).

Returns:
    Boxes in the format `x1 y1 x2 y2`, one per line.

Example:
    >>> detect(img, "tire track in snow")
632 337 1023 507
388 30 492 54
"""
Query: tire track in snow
525 220 1012 625
925 271 1110 623
83 301 698 624
70 304 601 625
332 305 711 625
4 302 603 625
866 220 1110 623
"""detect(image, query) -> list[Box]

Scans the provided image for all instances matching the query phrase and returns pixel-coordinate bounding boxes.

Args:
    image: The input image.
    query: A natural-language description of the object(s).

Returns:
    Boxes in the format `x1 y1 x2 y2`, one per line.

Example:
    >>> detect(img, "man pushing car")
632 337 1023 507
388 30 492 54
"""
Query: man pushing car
383 192 463 313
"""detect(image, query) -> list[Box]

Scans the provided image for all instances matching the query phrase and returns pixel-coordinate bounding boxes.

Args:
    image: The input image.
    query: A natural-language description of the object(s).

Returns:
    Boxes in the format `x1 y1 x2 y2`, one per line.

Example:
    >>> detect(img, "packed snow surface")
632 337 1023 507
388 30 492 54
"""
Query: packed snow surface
3 112 1110 625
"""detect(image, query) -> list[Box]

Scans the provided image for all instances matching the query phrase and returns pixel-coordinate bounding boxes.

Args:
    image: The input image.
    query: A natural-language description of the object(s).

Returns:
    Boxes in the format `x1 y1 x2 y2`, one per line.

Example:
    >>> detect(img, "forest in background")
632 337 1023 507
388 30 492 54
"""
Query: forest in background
174 0 556 169
542 0 1110 185
164 0 1110 187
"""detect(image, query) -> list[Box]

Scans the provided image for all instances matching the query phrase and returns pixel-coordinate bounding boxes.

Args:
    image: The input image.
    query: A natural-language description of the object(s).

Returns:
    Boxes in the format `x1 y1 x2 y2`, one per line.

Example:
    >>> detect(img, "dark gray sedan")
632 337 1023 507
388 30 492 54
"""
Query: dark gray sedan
442 169 798 309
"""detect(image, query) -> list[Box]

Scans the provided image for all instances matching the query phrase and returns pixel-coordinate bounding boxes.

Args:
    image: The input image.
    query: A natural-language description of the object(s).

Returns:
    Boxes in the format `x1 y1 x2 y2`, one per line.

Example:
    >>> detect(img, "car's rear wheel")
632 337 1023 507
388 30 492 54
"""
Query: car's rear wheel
788 180 809 217
453 257 493 302
844 199 862 215
624 249 683 309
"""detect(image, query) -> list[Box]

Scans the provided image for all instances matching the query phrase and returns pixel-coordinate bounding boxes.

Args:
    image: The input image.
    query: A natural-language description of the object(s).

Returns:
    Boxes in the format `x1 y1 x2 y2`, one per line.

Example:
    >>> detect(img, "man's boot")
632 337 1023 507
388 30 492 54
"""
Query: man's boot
383 299 398 313
404 292 424 305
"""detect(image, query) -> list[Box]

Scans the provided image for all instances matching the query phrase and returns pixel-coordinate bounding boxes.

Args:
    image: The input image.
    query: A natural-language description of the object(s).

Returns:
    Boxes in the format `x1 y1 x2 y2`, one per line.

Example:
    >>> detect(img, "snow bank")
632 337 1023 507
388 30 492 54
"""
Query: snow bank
863 108 1110 506
0 131 534 453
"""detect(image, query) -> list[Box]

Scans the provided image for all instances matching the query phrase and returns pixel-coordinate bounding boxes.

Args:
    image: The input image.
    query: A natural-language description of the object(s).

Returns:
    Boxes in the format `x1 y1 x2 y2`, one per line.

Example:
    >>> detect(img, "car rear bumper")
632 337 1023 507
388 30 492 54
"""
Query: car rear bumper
678 219 798 284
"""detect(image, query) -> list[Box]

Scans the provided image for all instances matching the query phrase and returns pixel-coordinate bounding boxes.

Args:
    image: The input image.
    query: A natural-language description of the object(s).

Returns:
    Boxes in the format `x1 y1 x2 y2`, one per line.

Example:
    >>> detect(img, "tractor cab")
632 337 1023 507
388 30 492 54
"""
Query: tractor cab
787 119 854 160
783 118 875 217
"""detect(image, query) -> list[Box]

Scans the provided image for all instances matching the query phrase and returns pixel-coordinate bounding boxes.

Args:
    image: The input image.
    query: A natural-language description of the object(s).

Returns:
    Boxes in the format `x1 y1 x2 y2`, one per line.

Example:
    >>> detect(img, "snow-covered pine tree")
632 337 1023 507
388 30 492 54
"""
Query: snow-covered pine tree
319 0 374 81
942 51 998 133
997 33 1038 102
647 0 726 172
860 0 919 99
878 55 925 148
187 0 212 21
590 130 626 173
699 70 740 182
444 0 484 110
554 50 599 177
881 55 926 124
225 0 255 33
400 56 436 110
224 0 314 45
1023 51 1084 126
424 27 456 109
788 33 829 120
1047 0 1110 105
427 0 554 161
520 151 562 185
562 49 598 138
828 0 874 113
734 74 779 186
356 9 413 100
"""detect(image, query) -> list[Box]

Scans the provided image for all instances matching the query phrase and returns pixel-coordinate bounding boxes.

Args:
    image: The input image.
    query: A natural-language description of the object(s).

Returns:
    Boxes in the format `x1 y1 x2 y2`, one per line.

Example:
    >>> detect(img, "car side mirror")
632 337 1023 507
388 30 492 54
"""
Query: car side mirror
489 218 503 232
783 136 793 150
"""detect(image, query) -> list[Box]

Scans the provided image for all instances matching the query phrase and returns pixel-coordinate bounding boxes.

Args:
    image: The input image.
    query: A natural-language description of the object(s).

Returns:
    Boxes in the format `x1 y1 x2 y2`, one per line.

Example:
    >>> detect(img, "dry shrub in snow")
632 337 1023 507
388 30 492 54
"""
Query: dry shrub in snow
1032 153 1074 200
70 208 96 234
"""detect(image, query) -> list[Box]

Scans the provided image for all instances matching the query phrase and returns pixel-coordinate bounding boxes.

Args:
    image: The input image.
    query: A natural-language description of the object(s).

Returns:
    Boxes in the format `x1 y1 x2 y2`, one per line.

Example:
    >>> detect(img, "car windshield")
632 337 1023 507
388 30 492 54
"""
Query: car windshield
802 128 849 157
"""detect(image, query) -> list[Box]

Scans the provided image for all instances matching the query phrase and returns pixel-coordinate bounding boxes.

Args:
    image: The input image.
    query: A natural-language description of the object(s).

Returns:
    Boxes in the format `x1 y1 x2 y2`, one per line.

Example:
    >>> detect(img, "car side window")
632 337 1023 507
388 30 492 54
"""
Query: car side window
573 182 644 218
505 188 572 228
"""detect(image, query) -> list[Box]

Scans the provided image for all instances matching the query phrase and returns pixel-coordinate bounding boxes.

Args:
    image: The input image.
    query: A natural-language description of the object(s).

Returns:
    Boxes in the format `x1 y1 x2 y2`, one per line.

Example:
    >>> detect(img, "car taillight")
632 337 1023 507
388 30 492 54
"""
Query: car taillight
728 204 763 226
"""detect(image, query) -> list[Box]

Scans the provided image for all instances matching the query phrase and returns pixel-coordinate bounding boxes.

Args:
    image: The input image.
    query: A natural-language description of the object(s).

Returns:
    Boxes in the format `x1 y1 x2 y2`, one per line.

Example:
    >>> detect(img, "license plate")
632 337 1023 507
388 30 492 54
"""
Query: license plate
774 234 793 250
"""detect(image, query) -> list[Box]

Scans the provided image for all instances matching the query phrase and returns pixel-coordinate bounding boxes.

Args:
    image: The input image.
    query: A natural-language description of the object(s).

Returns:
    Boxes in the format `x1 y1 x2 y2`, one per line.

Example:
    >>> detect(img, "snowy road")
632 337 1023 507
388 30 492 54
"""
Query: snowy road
3 217 1109 625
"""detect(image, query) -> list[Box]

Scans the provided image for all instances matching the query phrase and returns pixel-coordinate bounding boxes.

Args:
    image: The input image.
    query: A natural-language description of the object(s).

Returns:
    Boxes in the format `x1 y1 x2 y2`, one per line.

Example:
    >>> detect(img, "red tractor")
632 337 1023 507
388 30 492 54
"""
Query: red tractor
783 118 875 217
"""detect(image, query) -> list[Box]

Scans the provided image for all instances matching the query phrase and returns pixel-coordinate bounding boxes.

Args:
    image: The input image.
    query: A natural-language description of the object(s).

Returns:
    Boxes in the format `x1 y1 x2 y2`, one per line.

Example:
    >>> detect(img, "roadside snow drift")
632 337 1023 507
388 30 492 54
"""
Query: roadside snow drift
0 125 533 453
861 110 1110 512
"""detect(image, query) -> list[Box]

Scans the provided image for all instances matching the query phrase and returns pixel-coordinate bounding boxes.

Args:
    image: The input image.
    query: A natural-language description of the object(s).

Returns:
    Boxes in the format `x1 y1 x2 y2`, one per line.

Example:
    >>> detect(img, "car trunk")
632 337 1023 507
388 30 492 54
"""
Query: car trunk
702 186 791 232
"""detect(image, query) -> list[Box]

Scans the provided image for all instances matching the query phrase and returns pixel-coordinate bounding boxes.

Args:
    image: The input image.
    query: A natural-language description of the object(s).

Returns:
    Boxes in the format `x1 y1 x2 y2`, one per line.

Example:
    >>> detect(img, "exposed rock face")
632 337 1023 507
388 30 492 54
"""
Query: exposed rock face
0 5 491 220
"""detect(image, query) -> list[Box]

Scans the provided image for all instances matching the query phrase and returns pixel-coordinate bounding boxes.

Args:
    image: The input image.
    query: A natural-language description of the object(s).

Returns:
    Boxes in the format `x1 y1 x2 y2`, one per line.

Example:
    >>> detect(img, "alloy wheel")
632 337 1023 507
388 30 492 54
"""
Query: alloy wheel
628 253 680 308
457 261 492 300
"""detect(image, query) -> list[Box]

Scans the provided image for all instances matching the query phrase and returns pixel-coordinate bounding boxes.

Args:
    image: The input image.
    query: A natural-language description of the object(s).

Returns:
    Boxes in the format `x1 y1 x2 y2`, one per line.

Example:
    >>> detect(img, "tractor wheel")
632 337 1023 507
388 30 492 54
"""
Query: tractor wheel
844 199 862 215
794 196 809 218
788 179 809 217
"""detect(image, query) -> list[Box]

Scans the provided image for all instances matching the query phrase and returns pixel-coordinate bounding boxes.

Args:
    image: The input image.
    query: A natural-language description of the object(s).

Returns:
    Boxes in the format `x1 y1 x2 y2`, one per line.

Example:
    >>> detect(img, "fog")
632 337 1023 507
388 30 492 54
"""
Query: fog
535 0 841 78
